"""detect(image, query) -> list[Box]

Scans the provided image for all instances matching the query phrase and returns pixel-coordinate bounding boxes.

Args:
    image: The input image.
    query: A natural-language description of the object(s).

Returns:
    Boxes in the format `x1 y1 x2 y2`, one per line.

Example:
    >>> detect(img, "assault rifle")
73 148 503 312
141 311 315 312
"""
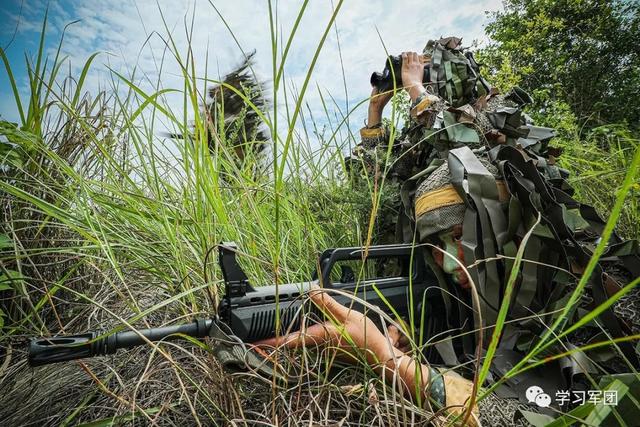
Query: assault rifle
28 243 445 369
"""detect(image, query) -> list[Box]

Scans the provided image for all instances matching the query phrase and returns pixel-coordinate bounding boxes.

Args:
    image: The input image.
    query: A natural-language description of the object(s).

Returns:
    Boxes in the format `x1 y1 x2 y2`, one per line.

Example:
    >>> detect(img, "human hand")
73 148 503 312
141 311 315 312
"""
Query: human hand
401 51 427 102
387 324 412 353
254 287 397 365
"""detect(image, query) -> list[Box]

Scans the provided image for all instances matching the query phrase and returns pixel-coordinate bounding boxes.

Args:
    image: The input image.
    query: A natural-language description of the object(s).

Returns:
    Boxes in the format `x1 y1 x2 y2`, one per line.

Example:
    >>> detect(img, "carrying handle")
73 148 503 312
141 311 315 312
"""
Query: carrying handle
316 244 425 288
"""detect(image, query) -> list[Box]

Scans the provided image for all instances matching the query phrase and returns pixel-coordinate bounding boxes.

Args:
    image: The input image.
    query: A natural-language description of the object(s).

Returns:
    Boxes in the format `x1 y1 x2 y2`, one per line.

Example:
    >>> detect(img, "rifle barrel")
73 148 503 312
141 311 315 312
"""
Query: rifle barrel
28 318 213 366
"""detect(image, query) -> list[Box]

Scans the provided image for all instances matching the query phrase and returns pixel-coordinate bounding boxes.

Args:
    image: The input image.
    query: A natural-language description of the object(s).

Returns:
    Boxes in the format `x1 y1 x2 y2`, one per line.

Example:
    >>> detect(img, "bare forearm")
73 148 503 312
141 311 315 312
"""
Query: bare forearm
408 85 426 103
367 104 384 128
377 347 431 401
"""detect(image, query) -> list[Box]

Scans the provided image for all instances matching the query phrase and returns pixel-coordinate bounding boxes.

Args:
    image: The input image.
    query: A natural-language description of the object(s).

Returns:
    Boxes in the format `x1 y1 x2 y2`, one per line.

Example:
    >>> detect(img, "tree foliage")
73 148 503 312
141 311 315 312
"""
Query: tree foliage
479 0 640 130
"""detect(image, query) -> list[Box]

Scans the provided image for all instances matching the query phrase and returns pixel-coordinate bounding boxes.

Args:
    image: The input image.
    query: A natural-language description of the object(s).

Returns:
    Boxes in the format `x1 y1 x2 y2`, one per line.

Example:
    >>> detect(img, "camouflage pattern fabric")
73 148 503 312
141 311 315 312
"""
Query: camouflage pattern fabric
170 51 269 178
347 120 438 246
350 36 640 424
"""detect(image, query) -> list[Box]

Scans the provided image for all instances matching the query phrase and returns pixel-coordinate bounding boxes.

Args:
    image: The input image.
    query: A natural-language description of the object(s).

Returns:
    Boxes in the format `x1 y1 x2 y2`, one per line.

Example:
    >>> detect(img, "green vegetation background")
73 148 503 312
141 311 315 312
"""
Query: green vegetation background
0 0 638 425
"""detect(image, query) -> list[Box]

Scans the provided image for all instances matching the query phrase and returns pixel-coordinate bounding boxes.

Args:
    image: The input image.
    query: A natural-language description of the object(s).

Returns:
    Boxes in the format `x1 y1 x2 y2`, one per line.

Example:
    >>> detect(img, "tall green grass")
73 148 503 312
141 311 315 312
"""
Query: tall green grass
1 3 639 426
0 3 383 425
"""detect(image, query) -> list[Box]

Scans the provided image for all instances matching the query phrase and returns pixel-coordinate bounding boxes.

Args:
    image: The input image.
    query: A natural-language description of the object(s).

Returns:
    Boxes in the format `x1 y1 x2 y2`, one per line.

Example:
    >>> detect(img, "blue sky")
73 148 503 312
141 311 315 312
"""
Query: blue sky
1 0 503 145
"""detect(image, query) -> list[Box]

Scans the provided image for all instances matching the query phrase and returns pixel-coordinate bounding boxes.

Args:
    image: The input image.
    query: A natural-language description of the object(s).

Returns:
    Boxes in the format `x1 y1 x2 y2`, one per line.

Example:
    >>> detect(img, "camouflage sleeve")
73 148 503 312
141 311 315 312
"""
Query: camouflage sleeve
346 125 393 178
358 125 389 149
410 92 447 127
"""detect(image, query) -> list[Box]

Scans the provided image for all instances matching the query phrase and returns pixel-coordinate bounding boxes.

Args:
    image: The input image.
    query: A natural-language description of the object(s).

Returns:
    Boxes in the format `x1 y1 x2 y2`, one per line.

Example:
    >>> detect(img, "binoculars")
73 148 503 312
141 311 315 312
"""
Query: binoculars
370 54 431 93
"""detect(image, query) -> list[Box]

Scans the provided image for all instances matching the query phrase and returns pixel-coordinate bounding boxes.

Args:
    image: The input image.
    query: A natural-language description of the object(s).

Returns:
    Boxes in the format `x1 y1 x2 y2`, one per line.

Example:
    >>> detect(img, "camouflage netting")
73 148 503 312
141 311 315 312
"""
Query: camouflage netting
350 36 640 425
413 158 502 238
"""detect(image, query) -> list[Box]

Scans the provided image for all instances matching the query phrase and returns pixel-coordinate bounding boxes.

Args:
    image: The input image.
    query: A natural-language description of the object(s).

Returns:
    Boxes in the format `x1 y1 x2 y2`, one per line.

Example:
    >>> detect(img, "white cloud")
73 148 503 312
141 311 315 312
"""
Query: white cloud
1 0 503 152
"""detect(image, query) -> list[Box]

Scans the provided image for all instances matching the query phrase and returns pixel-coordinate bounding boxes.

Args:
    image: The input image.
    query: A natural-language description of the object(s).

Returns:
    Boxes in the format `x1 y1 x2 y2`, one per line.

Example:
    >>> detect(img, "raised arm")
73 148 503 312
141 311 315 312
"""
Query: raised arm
401 51 428 103
367 87 393 128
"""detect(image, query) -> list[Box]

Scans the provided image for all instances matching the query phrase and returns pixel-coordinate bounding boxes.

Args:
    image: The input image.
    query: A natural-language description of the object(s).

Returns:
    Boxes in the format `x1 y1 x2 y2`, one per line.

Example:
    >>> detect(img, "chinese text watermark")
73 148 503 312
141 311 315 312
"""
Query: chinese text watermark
526 385 618 408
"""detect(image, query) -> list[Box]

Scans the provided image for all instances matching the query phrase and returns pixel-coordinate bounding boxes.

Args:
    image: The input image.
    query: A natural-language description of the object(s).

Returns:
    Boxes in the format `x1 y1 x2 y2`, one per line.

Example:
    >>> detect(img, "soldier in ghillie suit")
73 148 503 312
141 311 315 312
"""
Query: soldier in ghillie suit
268 37 640 425
171 52 269 178
204 52 269 164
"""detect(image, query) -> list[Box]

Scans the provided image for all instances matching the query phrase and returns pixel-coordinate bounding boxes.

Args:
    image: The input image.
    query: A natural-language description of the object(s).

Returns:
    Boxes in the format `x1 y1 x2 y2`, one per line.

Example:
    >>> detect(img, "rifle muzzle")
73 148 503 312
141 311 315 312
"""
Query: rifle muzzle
28 319 213 366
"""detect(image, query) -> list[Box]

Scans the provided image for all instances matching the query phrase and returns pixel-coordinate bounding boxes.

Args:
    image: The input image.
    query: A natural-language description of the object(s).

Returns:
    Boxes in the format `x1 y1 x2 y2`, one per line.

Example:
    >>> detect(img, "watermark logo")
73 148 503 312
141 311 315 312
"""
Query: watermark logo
526 385 552 408
525 385 618 408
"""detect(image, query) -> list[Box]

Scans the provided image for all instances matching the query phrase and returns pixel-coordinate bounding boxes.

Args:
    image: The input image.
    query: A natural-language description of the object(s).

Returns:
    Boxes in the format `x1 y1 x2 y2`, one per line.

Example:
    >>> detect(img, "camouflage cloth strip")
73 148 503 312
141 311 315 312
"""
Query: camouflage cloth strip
493 145 640 368
448 146 510 337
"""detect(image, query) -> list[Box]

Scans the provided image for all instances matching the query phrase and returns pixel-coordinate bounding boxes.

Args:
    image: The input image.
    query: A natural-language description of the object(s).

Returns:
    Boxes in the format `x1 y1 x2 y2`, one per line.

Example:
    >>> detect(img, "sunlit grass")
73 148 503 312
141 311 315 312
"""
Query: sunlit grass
1 2 639 426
